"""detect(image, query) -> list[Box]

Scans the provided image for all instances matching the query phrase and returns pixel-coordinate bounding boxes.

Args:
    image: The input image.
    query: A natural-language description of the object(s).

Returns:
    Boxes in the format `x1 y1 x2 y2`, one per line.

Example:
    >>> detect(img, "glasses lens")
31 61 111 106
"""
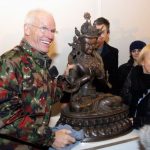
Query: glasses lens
132 49 141 53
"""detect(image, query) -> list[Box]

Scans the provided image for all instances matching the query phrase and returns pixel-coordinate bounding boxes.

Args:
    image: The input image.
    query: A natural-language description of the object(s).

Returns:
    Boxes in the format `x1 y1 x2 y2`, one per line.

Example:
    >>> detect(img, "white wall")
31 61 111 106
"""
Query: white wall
0 0 150 74
0 0 99 74
101 0 150 65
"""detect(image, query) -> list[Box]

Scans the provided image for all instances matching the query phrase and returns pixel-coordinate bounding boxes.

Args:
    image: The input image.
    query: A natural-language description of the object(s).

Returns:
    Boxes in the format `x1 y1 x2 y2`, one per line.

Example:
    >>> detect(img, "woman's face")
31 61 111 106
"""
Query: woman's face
142 52 150 74
131 49 141 62
84 37 97 55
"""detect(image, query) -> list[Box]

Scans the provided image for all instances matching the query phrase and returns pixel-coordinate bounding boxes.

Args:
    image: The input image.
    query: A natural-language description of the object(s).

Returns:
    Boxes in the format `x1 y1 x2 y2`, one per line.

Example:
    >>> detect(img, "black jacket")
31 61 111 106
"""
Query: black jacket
121 66 150 128
98 42 118 94
117 59 134 95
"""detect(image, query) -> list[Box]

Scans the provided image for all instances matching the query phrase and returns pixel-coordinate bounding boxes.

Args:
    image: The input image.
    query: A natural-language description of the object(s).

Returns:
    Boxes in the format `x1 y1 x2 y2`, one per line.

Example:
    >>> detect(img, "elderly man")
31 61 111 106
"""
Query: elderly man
0 9 75 150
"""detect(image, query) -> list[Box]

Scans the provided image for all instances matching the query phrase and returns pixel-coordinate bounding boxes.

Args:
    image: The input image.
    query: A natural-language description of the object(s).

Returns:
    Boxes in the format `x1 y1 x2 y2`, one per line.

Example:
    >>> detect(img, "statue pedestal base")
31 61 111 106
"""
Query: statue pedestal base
57 105 132 142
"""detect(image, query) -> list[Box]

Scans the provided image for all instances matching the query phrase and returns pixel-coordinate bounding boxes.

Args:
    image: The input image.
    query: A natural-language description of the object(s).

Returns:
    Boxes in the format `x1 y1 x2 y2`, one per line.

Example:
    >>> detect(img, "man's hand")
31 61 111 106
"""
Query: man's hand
64 64 75 76
52 129 76 149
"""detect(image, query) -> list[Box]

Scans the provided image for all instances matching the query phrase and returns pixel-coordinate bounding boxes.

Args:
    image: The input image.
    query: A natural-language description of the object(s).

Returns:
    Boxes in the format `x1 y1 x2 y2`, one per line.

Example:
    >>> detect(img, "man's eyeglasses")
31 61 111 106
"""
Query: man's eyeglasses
29 24 57 34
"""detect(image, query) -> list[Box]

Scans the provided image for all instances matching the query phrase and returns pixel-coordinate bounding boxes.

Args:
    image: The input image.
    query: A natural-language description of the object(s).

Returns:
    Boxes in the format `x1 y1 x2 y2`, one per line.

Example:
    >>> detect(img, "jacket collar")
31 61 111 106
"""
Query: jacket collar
20 39 52 69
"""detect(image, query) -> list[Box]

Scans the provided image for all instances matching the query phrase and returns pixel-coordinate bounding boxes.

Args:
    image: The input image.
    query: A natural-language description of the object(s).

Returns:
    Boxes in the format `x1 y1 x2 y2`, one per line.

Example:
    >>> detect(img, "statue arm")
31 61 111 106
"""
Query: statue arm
62 63 91 93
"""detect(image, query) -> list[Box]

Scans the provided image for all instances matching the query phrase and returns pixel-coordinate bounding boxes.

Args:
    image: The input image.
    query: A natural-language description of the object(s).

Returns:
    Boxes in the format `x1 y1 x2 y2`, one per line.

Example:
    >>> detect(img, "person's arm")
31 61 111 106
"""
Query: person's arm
0 57 75 148
0 58 23 128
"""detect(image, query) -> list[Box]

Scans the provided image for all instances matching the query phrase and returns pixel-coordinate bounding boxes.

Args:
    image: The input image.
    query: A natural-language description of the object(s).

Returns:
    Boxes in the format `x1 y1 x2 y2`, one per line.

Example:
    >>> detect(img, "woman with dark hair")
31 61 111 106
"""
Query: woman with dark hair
121 44 150 128
117 40 146 95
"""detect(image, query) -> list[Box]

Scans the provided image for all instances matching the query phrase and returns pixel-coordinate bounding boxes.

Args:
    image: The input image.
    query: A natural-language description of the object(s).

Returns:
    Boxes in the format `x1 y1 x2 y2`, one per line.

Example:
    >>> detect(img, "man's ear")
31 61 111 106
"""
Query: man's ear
24 24 30 36
106 33 110 43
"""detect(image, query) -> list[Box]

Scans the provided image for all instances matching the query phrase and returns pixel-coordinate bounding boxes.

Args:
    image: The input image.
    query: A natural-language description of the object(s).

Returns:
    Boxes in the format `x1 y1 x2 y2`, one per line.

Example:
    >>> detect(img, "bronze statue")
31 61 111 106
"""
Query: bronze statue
57 12 132 142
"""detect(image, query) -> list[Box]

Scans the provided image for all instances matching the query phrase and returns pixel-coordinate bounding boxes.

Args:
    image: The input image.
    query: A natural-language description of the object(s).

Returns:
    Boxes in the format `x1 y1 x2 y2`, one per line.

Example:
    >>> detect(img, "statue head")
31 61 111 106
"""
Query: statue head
69 12 100 55
80 12 99 38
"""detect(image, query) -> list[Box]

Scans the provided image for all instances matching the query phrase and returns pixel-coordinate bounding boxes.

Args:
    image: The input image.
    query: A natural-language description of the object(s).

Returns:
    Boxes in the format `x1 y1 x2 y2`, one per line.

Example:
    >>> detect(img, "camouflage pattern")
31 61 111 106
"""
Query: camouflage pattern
0 39 62 149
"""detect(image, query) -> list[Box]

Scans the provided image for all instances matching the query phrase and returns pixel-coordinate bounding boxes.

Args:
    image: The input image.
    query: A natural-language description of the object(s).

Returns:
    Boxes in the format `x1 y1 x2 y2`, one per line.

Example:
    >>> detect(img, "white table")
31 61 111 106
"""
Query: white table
72 130 139 150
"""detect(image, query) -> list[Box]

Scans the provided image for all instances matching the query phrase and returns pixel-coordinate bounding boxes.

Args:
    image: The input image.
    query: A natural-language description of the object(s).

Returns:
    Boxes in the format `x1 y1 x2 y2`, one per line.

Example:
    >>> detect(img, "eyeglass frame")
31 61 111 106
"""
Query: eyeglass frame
28 24 58 34
131 49 141 53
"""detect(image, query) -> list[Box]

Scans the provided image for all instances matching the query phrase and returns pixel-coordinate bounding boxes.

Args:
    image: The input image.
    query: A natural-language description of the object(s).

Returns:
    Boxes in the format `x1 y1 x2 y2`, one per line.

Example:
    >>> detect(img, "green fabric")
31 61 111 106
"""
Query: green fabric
0 39 62 149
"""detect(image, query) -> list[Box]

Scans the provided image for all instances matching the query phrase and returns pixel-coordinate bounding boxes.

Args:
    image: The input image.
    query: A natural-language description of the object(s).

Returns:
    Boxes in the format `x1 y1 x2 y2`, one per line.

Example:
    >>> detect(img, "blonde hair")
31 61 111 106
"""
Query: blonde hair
138 44 150 65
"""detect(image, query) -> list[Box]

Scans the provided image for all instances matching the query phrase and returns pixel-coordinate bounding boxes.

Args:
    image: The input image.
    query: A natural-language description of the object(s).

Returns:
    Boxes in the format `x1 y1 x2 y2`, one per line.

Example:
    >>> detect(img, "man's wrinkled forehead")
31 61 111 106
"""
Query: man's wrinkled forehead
36 13 55 27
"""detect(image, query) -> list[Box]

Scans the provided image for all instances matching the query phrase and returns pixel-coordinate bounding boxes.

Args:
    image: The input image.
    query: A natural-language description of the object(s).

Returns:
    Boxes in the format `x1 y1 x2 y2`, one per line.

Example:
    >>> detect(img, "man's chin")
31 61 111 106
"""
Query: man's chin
38 48 48 53
41 46 49 53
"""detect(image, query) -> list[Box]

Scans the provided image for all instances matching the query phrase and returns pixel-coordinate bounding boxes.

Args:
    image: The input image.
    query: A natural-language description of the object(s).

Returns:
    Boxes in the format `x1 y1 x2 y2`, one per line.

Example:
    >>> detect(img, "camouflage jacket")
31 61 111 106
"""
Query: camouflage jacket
0 39 62 149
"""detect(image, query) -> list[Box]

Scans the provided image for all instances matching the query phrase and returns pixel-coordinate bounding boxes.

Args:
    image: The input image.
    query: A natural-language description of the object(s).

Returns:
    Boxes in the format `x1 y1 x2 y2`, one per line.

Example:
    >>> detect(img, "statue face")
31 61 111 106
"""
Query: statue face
83 37 97 55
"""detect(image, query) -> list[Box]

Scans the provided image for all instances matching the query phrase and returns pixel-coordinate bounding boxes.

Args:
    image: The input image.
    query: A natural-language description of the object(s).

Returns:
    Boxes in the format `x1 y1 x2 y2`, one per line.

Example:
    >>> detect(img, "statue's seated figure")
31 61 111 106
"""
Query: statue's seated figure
58 13 132 141
63 13 122 114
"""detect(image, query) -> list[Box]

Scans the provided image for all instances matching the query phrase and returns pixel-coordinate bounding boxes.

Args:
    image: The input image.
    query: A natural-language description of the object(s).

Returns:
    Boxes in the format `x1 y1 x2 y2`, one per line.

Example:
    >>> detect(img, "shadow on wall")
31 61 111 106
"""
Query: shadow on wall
48 40 58 59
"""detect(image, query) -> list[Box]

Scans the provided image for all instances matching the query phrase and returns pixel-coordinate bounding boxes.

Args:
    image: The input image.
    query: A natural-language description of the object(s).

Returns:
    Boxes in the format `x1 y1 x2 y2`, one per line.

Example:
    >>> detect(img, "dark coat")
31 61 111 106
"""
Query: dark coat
98 42 119 94
117 59 134 95
121 66 150 128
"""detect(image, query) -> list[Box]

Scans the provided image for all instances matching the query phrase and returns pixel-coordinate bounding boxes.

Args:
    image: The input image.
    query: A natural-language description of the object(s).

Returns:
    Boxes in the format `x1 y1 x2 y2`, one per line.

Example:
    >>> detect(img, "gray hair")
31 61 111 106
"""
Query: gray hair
24 9 52 25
